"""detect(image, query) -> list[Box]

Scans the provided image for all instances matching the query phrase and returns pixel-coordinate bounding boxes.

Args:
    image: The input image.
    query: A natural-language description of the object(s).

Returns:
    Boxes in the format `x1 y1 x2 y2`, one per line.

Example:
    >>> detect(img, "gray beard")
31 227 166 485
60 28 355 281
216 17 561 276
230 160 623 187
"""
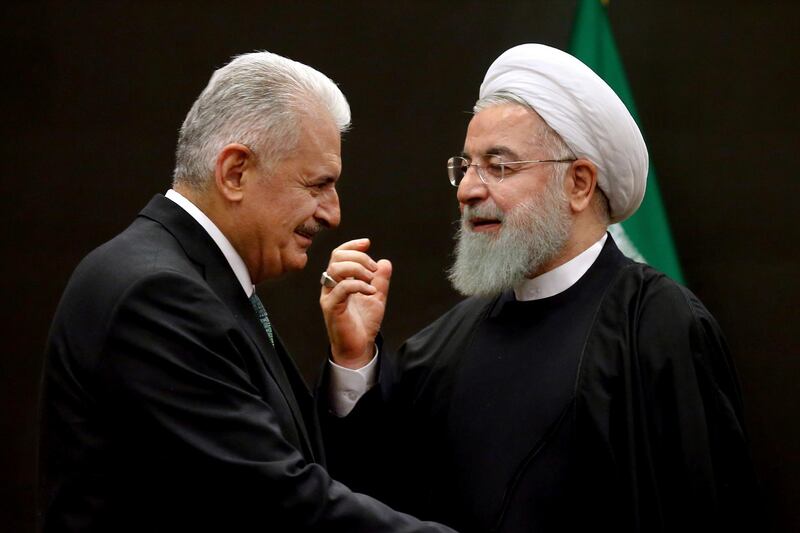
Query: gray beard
448 179 572 297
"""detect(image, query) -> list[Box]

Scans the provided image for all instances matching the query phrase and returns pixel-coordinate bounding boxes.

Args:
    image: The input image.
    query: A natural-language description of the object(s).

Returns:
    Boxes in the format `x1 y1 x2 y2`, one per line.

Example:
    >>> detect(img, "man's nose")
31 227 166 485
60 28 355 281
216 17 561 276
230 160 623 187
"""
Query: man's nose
316 188 341 229
456 166 490 206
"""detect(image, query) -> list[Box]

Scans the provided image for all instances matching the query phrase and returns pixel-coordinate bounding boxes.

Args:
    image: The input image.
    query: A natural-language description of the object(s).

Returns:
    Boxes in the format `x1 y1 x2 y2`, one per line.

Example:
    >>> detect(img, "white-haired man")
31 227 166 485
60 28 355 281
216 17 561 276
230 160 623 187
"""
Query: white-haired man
320 44 758 532
39 51 456 532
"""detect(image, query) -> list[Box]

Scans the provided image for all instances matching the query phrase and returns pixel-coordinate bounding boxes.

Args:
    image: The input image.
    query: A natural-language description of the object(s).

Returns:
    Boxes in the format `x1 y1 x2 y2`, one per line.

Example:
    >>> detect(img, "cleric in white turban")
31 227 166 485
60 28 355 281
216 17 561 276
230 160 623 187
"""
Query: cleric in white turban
480 43 648 223
320 43 759 533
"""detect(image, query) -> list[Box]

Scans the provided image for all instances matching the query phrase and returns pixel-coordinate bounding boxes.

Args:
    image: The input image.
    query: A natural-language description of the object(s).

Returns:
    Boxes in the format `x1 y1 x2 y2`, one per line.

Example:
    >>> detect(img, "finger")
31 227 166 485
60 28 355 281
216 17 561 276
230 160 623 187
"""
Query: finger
321 279 378 308
371 259 392 299
331 238 371 254
329 249 378 272
326 261 376 284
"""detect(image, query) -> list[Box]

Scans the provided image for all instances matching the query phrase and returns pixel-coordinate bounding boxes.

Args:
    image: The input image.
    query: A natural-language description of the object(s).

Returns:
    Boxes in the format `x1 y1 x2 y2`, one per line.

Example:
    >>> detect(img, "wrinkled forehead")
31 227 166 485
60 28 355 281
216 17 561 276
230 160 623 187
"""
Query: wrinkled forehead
463 103 547 159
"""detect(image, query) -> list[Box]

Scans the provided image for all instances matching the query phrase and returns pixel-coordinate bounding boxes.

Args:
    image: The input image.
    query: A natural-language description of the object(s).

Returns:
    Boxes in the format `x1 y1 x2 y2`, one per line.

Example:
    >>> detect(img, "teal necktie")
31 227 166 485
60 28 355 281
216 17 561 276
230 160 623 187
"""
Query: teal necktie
249 292 275 347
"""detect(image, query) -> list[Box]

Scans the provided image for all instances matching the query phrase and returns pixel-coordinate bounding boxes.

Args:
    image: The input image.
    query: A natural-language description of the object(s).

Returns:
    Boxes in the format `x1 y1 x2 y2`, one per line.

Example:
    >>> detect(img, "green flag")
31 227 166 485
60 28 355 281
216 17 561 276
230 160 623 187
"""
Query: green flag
569 0 684 282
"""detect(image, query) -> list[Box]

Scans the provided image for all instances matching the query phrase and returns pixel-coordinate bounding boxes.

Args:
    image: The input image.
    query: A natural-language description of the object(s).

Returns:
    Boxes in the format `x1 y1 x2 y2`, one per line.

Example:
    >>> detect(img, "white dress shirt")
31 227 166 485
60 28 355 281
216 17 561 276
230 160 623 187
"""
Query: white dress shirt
165 189 255 298
327 233 608 417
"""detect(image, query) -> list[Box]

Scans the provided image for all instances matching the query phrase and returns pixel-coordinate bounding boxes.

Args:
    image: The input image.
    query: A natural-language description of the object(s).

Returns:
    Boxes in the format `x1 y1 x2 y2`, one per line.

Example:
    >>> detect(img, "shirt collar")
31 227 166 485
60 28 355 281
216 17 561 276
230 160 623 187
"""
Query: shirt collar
165 189 254 297
513 233 608 301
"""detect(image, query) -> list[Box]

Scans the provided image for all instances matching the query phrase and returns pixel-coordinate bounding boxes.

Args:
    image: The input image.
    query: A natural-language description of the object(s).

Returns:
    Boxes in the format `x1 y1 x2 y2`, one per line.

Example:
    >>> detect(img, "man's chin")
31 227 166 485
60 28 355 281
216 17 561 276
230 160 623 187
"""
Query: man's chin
462 227 502 245
288 253 309 272
267 252 309 280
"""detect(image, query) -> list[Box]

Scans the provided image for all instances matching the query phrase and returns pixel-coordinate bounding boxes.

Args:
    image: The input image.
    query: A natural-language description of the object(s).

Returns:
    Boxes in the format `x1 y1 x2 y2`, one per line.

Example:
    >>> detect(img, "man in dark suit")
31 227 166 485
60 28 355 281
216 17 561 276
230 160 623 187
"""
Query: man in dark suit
38 51 455 532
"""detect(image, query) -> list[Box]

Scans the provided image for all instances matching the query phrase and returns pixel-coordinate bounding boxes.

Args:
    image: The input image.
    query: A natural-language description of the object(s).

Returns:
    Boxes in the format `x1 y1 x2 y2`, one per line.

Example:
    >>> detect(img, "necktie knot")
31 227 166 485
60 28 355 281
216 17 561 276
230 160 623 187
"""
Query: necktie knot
249 293 275 347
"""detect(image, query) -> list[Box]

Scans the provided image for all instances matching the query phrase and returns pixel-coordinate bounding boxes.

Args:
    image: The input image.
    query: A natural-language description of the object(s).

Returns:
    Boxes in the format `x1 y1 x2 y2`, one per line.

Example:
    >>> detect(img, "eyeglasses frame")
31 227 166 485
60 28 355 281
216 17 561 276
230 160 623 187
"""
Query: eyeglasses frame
447 155 577 186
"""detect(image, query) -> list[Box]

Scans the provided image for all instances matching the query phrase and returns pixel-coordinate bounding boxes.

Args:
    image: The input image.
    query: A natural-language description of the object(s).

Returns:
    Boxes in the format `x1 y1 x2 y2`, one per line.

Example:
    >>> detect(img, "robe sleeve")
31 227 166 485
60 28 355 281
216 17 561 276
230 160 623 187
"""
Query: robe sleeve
319 297 493 519
577 266 761 532
319 328 450 517
637 277 760 531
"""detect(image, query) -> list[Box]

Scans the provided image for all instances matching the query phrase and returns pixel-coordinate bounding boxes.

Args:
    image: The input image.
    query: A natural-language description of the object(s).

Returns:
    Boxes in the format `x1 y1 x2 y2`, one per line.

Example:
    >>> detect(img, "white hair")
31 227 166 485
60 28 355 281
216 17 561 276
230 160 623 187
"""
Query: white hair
173 51 351 190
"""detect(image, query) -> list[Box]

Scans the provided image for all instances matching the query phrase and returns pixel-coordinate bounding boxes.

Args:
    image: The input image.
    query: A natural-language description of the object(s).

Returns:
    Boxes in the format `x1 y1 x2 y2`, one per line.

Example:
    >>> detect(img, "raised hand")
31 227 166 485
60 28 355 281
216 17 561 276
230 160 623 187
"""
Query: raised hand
319 238 391 369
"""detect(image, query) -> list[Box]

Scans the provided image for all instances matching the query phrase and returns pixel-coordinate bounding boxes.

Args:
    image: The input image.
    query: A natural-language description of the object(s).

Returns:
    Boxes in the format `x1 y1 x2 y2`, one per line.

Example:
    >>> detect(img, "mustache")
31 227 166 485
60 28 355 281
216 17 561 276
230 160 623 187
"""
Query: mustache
295 221 324 239
462 201 505 223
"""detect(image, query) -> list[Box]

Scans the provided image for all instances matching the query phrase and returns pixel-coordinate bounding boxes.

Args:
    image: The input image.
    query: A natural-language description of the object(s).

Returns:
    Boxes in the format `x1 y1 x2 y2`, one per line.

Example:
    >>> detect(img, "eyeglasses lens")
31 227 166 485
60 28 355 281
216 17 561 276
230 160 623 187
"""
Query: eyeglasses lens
447 157 467 186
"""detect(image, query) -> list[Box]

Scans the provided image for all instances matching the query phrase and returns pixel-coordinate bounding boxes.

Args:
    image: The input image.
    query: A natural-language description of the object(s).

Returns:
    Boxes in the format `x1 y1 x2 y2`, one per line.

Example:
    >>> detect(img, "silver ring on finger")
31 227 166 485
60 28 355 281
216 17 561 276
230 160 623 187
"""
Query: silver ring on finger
320 271 338 289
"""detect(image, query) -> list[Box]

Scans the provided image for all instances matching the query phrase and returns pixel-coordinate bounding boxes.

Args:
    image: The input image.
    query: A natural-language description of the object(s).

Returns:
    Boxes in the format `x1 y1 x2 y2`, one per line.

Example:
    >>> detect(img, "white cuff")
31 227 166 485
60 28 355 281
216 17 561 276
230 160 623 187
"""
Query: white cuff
328 347 379 417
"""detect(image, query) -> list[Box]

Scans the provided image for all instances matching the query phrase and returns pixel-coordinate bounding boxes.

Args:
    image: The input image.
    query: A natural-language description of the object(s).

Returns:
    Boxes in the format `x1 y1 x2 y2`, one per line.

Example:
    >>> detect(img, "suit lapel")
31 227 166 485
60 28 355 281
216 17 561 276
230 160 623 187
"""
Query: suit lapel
271 332 322 462
229 292 317 462
139 194 316 461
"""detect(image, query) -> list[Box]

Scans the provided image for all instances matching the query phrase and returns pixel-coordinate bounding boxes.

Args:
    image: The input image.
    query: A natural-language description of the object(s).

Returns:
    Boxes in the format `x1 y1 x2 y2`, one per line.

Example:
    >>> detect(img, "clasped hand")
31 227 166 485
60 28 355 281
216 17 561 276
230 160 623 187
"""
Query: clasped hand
319 238 391 369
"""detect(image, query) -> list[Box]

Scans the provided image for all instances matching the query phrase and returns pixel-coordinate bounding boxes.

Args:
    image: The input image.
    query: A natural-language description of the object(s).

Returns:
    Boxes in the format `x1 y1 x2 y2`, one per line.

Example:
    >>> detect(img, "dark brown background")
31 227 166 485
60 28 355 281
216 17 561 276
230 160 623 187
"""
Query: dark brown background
2 1 798 531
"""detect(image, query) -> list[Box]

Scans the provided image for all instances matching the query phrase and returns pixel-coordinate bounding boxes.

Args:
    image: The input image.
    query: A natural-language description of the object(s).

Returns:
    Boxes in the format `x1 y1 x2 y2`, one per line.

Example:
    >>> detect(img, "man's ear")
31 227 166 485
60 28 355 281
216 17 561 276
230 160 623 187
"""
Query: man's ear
565 158 598 214
214 143 256 202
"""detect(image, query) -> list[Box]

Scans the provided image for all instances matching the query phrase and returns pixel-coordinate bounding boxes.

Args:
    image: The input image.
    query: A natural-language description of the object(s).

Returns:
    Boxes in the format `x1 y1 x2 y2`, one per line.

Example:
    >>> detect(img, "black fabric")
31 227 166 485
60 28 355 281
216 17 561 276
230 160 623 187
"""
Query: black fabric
39 194 455 533
322 235 760 533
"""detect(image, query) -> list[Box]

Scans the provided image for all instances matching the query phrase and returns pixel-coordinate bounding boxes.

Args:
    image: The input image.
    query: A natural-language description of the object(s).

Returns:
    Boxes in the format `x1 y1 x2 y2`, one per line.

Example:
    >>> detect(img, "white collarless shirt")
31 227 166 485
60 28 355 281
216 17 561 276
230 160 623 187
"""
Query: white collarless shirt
164 189 255 298
513 233 607 301
328 233 608 417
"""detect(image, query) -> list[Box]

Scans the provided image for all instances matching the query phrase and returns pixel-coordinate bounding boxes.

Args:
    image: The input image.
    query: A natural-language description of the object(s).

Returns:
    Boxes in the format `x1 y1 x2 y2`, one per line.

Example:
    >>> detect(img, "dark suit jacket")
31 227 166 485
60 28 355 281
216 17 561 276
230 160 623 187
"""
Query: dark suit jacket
39 194 454 532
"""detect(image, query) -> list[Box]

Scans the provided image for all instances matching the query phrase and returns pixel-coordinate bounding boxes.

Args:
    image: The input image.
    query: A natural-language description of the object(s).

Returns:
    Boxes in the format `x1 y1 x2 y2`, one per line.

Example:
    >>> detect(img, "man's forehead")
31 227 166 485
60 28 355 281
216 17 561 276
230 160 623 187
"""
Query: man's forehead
296 119 341 158
463 105 543 158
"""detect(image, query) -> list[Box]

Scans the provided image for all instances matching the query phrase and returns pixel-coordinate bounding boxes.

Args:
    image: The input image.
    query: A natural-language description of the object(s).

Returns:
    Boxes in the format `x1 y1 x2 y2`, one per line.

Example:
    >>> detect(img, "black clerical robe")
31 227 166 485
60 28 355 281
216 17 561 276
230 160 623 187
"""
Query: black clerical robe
322 235 759 533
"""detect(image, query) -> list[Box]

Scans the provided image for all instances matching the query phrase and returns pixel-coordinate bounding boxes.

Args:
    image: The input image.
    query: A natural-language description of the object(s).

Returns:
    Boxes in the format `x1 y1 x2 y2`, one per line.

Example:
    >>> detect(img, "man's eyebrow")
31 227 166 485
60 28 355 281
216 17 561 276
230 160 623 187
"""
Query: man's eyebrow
485 145 518 158
316 176 339 186
462 145 519 159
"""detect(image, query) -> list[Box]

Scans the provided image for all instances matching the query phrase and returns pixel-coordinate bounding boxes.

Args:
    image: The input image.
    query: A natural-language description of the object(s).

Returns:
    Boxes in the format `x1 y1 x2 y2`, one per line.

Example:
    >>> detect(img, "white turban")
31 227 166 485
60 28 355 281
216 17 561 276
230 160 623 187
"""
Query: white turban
479 44 648 223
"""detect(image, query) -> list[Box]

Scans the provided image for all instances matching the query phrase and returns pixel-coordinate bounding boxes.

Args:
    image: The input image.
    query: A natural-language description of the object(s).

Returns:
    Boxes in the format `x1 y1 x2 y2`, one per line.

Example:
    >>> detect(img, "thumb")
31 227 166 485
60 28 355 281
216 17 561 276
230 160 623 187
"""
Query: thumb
372 259 392 299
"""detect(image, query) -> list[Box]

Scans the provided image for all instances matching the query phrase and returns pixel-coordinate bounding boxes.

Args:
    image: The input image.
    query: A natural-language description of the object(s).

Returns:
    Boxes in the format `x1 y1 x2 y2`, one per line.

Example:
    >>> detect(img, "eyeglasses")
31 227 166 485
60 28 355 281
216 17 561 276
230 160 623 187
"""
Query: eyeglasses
447 155 576 186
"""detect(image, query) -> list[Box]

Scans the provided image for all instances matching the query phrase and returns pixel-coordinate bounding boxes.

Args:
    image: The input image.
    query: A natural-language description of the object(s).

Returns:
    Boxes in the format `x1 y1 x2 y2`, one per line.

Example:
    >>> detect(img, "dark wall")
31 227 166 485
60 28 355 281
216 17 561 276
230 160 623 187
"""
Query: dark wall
2 1 798 531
